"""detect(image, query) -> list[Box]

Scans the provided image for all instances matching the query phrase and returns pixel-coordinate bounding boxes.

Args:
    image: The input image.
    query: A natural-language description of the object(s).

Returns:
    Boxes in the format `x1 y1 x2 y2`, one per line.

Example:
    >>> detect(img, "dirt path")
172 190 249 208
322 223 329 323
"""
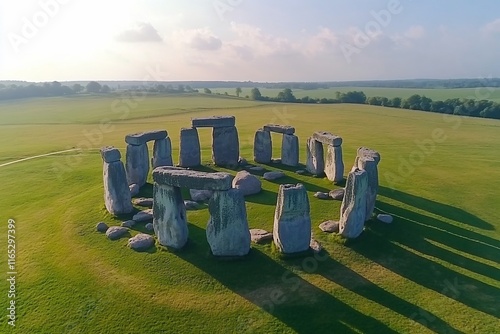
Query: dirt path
0 149 80 168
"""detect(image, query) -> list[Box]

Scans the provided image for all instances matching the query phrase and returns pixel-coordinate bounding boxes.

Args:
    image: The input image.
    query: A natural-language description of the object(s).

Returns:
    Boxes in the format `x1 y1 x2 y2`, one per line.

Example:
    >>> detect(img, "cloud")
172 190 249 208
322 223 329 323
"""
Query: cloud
482 18 500 34
115 22 162 42
173 28 222 51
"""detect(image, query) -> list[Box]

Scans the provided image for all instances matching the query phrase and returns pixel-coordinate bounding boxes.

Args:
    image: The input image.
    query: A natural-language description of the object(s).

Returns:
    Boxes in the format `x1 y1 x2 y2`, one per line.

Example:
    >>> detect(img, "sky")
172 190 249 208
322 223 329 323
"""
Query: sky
1 0 500 82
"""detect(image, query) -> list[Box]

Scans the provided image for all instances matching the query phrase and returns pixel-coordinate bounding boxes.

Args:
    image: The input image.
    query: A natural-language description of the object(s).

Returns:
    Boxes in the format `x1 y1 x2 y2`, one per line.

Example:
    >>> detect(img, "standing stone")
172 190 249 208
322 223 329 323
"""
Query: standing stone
152 183 188 249
324 145 344 183
254 129 272 163
306 137 324 175
101 147 133 215
273 184 311 254
212 126 239 167
151 137 173 168
339 169 368 238
179 128 201 167
125 143 149 187
357 157 378 220
206 189 250 256
281 134 299 167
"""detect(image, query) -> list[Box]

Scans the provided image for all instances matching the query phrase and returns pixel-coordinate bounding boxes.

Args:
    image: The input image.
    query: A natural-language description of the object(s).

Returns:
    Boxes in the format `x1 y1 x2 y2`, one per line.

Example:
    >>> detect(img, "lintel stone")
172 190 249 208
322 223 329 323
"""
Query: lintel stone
125 130 168 145
153 166 233 190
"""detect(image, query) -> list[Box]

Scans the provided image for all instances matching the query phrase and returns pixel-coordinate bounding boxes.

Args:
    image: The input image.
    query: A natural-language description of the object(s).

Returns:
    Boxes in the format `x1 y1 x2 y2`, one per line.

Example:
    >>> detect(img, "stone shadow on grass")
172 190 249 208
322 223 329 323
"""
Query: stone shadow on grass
175 224 398 334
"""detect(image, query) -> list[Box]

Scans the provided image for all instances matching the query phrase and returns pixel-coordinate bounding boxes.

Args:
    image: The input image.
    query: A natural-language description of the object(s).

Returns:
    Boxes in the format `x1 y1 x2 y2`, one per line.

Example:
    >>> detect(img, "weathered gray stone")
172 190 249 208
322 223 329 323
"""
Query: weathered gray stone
189 189 213 202
151 137 173 169
128 233 155 251
248 166 265 172
312 131 343 147
339 169 368 238
263 171 285 181
357 156 378 220
121 220 136 228
295 169 306 175
103 160 133 215
207 189 250 256
192 115 235 128
314 192 331 200
184 200 200 210
306 137 324 175
232 171 262 196
263 124 295 135
106 226 129 240
129 183 140 197
179 127 201 167
273 184 311 254
254 129 272 163
153 183 188 249
212 126 239 167
319 220 339 233
100 146 121 163
238 156 248 166
329 188 345 200
125 130 167 146
153 167 233 190
125 143 149 187
281 134 299 167
145 223 154 231
250 229 273 244
132 197 153 207
132 209 153 222
310 239 322 253
96 222 108 233
324 145 344 183
271 158 282 164
377 214 393 224
357 147 381 164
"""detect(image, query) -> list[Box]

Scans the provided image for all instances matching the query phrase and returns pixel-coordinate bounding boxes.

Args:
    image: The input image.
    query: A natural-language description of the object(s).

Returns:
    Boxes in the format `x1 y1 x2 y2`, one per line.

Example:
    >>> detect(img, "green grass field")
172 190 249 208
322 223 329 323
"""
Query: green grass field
0 94 499 333
211 87 500 102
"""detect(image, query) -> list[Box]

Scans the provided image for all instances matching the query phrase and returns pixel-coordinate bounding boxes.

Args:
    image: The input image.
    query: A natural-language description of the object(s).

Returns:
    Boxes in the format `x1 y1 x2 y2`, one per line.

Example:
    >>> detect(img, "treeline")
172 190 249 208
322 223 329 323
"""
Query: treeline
250 88 500 120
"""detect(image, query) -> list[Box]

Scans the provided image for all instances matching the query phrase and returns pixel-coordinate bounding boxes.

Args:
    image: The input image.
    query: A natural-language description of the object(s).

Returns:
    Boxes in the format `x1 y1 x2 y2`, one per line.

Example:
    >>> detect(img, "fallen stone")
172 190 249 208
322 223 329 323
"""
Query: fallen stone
184 200 200 210
254 129 272 163
151 137 173 168
281 134 299 167
248 166 265 172
125 130 167 146
178 127 201 167
153 167 233 190
306 137 324 175
271 158 281 164
153 184 188 249
314 192 331 200
249 229 273 244
263 124 295 135
232 171 262 196
128 233 155 251
238 156 248 166
312 131 343 147
295 169 306 175
324 145 344 183
189 189 213 202
329 188 345 200
125 143 149 187
310 239 322 253
106 226 129 240
129 184 140 197
273 184 311 254
377 214 393 224
319 220 339 233
212 126 239 167
103 160 133 215
100 146 121 163
96 222 108 233
192 115 235 128
339 169 368 238
207 189 250 256
263 171 285 181
132 197 153 207
145 223 154 231
133 209 153 222
121 220 136 228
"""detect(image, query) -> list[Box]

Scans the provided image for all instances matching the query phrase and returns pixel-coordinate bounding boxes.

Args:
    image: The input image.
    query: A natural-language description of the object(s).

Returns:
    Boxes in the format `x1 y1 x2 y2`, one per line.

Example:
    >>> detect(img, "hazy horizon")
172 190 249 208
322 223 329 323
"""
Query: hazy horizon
2 0 500 82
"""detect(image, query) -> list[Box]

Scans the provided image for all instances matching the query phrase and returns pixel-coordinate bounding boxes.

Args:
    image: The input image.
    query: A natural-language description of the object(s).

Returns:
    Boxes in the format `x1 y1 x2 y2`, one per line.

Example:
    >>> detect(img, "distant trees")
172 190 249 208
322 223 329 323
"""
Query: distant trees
72 84 84 93
235 87 242 97
276 88 296 102
86 81 102 93
250 88 262 100
101 84 111 94
204 88 212 94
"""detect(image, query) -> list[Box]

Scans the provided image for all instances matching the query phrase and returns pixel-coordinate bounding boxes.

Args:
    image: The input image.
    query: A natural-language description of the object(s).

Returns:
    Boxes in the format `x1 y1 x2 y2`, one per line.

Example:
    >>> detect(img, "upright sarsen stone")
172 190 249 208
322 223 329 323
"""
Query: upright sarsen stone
324 145 344 182
339 169 368 238
179 127 201 167
125 143 149 187
212 126 239 167
281 134 299 167
357 157 378 220
254 129 272 163
101 147 133 215
306 137 324 175
206 189 250 256
152 137 173 168
153 183 188 249
273 184 311 254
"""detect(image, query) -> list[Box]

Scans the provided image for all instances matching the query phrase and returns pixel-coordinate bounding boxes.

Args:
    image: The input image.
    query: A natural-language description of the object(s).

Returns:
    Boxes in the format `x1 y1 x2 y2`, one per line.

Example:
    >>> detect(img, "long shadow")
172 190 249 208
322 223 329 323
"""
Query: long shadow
175 224 398 333
265 173 333 194
244 189 278 206
378 186 494 231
